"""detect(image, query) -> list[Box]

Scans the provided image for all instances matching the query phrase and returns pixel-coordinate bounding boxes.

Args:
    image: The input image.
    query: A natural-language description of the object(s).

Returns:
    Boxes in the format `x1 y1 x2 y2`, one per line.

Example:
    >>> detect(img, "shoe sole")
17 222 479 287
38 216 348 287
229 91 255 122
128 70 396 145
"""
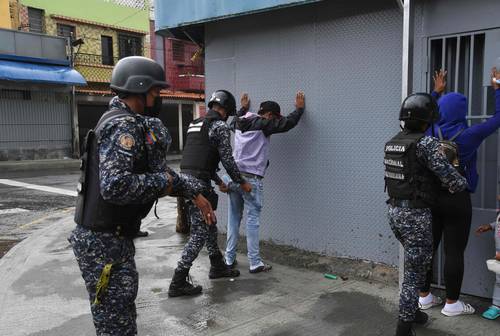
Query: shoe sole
209 272 241 279
168 290 202 298
441 309 475 317
419 301 443 310
249 266 272 273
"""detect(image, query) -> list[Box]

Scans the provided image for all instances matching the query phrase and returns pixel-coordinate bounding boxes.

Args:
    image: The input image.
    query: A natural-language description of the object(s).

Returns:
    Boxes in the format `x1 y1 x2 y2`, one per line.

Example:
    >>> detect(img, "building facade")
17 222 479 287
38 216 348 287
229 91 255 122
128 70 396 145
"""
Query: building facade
0 27 86 160
156 0 500 298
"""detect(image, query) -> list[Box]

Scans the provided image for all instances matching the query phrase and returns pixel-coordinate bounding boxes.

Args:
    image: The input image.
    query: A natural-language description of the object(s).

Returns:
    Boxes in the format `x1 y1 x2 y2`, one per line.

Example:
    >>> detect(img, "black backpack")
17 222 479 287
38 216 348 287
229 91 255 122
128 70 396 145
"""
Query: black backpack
437 127 464 169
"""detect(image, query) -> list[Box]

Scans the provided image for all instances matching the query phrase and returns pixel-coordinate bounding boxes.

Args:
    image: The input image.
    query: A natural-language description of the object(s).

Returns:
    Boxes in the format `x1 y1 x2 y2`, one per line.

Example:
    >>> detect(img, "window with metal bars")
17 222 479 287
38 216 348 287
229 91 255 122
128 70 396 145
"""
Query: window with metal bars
172 40 185 62
118 34 143 59
56 24 75 40
429 33 497 209
27 7 44 33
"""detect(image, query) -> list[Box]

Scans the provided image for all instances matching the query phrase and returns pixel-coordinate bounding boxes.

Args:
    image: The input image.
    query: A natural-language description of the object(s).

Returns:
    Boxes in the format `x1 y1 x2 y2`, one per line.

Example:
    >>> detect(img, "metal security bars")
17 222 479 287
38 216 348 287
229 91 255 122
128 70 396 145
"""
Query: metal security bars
428 32 499 294
428 33 498 210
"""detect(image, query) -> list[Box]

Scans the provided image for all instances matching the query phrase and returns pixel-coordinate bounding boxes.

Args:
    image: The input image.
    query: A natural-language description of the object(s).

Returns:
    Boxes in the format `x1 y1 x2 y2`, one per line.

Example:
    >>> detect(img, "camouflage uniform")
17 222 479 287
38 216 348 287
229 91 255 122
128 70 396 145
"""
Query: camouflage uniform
177 118 244 271
69 97 201 336
388 136 467 322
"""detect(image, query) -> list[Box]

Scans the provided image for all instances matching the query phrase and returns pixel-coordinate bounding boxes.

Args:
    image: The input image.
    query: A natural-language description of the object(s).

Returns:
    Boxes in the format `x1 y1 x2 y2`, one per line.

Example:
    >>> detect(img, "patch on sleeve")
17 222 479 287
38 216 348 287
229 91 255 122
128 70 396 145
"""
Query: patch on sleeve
118 133 135 150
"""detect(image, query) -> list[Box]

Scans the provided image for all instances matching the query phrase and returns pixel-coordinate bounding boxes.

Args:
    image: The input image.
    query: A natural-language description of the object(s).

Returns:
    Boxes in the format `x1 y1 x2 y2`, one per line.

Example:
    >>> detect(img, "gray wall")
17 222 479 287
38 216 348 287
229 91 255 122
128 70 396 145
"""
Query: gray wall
0 84 72 160
206 0 403 265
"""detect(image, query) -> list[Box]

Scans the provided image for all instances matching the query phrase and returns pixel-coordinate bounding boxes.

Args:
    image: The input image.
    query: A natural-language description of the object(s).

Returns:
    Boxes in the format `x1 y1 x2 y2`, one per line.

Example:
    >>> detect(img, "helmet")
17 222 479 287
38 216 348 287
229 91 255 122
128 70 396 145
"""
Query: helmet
399 93 439 123
208 90 237 116
110 56 169 94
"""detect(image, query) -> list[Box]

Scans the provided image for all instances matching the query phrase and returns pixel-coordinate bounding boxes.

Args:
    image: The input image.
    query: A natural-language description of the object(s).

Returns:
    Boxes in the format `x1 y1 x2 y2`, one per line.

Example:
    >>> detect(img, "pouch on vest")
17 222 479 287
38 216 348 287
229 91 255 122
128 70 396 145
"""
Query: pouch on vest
437 127 463 169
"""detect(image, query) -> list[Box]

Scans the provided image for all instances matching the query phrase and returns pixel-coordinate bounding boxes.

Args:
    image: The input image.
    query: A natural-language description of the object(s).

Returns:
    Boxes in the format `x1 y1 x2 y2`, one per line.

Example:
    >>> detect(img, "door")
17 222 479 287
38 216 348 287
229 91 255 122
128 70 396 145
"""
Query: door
428 30 500 297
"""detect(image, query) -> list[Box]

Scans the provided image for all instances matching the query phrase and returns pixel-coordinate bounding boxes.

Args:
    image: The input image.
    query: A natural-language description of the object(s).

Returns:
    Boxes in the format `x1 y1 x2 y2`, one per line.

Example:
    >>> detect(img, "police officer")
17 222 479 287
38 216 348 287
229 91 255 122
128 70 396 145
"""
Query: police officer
384 93 468 336
168 90 252 297
69 56 215 336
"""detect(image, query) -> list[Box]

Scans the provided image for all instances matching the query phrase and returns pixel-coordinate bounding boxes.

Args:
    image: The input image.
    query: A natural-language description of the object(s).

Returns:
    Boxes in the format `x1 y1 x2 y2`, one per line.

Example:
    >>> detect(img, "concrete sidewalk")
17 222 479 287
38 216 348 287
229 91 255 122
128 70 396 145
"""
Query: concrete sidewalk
0 155 182 173
0 198 497 336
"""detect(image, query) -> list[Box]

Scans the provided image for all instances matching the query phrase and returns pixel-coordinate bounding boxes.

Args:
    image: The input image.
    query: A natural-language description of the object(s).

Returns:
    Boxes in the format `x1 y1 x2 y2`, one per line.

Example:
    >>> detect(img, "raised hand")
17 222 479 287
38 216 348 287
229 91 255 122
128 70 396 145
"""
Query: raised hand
433 69 447 95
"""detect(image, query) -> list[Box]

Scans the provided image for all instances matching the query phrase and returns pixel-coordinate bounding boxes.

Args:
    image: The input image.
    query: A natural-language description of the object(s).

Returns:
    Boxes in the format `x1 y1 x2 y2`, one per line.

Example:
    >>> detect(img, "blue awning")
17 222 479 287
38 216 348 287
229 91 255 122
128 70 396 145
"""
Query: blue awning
0 59 87 86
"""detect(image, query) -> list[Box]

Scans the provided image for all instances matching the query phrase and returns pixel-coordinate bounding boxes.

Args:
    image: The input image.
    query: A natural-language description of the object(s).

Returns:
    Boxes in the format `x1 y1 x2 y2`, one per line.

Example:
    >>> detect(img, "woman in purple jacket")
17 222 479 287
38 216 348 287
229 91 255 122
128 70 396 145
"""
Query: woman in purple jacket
419 68 500 316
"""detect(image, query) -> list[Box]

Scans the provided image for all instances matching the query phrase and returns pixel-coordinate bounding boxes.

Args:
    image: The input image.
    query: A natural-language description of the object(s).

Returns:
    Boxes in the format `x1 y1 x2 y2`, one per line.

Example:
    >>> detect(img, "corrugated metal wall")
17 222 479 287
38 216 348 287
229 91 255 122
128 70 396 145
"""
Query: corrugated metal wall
206 0 403 265
0 86 72 160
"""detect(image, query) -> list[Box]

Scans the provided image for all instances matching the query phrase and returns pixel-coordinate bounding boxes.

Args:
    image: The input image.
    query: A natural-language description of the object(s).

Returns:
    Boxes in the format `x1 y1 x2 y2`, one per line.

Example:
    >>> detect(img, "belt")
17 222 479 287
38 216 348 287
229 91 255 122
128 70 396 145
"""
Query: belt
241 172 263 180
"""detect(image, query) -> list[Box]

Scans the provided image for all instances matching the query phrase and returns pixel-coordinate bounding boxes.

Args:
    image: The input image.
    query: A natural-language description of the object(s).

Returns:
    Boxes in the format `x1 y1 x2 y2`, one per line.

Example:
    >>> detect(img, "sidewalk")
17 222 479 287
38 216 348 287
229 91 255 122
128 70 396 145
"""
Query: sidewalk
0 155 183 173
0 198 496 336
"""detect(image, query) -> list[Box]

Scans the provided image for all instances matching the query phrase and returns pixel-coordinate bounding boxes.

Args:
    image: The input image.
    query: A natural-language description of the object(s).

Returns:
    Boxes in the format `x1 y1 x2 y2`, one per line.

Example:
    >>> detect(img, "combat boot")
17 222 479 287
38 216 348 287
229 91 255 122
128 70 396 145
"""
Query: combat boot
395 320 415 336
209 253 240 279
168 268 202 297
413 310 428 325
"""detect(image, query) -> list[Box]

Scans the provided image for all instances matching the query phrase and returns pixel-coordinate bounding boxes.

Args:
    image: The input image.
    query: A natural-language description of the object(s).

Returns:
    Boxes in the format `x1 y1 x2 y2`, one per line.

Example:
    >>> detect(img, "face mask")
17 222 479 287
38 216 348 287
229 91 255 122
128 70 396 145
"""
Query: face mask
143 95 162 118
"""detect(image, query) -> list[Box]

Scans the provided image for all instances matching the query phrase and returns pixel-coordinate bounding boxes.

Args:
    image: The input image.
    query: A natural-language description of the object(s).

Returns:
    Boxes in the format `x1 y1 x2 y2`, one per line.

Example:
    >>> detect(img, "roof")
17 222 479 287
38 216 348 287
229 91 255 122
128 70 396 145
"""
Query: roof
76 88 205 101
51 14 148 35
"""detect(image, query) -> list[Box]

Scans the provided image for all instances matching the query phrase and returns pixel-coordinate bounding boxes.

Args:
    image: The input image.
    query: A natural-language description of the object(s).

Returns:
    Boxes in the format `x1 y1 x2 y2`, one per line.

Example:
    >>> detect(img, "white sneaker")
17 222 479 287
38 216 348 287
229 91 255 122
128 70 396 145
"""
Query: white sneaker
441 301 475 317
419 294 443 310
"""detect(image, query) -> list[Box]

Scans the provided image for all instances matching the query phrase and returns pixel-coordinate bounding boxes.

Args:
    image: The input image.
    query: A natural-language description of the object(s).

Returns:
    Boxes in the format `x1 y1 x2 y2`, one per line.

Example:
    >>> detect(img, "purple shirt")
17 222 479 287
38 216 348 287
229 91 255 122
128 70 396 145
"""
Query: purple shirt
234 112 270 177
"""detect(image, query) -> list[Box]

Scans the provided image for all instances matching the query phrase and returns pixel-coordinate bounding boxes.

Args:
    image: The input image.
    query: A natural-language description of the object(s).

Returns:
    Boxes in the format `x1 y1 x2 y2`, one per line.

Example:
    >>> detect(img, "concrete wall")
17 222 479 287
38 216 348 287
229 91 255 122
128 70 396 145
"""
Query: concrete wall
206 0 403 265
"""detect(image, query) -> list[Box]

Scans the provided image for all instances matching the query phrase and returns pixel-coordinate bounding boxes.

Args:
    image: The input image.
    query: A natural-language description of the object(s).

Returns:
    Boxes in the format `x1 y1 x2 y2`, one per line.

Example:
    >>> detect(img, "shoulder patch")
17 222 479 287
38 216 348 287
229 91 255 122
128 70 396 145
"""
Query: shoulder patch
118 133 135 150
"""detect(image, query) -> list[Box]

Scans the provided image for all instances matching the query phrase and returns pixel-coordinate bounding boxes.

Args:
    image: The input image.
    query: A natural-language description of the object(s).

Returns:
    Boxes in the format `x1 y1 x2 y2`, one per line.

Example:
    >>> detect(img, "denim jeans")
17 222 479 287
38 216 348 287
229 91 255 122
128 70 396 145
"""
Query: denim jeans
223 175 263 268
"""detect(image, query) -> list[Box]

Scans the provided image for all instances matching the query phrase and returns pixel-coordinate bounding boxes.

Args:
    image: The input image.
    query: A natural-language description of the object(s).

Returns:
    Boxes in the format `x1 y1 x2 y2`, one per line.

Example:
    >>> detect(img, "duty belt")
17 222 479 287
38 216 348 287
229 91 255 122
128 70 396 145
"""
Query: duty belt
241 172 263 180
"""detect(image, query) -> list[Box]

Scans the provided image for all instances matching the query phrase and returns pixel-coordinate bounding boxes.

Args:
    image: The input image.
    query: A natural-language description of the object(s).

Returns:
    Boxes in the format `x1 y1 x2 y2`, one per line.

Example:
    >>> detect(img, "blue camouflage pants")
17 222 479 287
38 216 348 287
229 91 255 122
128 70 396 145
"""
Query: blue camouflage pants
388 205 433 322
69 226 138 336
177 196 221 270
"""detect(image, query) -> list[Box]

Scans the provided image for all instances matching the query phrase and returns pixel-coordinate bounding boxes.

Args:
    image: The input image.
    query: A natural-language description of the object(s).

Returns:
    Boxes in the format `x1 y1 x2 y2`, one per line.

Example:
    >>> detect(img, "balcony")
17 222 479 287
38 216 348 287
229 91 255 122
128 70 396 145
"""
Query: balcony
168 65 205 92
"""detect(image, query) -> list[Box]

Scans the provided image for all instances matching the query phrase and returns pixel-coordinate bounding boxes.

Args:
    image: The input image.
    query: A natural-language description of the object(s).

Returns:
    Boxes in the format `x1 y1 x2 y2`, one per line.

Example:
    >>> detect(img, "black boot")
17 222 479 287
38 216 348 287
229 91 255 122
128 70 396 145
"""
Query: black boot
395 320 415 336
168 268 202 297
413 310 428 325
209 253 241 279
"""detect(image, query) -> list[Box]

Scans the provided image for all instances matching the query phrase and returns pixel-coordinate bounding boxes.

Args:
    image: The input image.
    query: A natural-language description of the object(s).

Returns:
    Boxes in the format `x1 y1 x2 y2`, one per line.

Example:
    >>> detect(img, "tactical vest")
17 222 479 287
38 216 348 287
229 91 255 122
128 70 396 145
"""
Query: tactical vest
180 110 221 181
74 109 154 237
384 131 439 208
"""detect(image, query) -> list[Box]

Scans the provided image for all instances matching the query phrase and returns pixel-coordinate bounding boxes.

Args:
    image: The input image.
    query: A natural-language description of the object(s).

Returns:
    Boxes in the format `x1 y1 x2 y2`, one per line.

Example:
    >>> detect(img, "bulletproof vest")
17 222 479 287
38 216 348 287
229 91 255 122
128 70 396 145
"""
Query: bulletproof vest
180 110 221 181
74 109 154 237
384 131 439 208
437 127 464 170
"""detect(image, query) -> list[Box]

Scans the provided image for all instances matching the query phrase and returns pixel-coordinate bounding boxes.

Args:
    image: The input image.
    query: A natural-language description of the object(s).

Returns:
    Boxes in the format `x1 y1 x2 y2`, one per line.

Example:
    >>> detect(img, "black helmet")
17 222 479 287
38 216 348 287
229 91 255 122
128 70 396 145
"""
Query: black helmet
399 93 439 123
110 56 169 94
208 90 237 116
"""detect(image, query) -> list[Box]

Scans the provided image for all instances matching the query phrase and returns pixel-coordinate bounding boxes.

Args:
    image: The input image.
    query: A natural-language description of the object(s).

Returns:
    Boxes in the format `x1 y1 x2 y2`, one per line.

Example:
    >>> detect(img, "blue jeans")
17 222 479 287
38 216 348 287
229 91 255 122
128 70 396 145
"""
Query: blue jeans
223 175 263 268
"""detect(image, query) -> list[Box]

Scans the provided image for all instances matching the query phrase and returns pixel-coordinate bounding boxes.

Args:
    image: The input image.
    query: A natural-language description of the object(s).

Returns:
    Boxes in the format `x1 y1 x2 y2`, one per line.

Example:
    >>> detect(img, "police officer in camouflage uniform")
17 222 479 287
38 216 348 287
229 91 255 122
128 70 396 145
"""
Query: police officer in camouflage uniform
168 90 253 297
384 93 468 336
69 56 215 336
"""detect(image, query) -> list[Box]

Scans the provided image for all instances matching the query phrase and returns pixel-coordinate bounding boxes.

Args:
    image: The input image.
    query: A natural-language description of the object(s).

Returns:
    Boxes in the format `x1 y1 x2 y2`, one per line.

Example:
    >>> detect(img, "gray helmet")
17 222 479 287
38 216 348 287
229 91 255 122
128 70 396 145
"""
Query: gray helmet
208 90 237 116
110 56 169 94
399 93 439 123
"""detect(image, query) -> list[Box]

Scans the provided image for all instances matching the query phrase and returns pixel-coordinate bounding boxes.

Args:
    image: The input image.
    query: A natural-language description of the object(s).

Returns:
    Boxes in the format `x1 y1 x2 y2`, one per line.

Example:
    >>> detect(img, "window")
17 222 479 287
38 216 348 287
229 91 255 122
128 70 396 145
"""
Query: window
27 7 44 33
172 40 185 62
56 23 75 40
429 33 497 209
118 34 142 59
101 36 114 66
